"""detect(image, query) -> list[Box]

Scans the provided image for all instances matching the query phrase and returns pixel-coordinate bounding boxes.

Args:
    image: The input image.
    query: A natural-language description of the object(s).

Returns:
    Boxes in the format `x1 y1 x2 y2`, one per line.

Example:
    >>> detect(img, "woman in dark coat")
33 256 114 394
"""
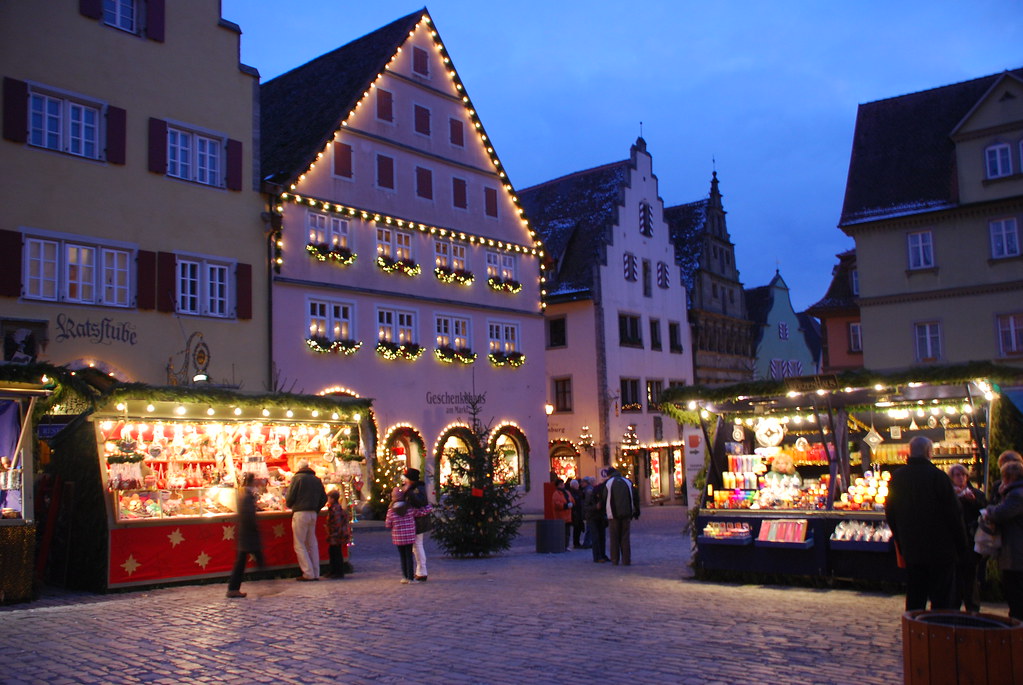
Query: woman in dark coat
227 473 264 598
949 463 987 612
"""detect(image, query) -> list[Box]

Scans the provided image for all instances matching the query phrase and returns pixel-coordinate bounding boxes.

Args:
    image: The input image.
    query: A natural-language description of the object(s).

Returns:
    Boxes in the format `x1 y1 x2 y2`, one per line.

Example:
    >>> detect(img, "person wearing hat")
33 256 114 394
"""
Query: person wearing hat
403 468 432 581
285 458 328 581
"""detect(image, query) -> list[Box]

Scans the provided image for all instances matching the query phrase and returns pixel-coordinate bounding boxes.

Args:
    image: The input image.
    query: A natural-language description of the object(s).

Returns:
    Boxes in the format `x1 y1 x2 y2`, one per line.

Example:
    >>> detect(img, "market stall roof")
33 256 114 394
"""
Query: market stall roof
96 383 372 416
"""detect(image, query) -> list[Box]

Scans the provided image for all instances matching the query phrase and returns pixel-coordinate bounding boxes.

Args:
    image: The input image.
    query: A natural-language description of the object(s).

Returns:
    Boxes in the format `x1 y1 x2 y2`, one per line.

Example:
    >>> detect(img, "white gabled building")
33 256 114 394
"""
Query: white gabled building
520 138 695 505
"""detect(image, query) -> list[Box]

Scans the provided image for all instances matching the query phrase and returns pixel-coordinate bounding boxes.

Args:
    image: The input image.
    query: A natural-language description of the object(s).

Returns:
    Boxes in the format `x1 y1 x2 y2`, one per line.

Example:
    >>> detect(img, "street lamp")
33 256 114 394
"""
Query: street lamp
545 403 554 416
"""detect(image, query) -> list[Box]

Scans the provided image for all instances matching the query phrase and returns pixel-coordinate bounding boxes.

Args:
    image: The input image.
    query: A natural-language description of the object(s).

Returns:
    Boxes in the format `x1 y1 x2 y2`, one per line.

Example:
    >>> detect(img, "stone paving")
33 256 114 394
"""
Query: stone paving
0 506 949 684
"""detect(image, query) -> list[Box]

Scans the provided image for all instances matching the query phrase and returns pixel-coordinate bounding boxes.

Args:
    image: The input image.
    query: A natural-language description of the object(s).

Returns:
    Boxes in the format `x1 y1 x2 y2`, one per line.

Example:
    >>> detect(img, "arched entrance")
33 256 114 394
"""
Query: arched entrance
435 424 477 488
488 423 530 490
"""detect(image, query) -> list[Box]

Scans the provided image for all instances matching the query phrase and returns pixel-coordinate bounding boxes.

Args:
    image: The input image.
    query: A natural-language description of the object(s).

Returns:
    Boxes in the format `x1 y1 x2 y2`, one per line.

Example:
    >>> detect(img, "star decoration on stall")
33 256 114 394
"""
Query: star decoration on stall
222 525 235 541
167 529 185 548
121 555 141 576
273 523 285 538
195 551 211 569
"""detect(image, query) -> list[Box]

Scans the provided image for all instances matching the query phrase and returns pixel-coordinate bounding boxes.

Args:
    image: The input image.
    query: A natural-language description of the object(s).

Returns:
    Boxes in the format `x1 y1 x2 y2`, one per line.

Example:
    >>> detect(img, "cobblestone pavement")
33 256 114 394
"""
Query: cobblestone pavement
0 507 931 684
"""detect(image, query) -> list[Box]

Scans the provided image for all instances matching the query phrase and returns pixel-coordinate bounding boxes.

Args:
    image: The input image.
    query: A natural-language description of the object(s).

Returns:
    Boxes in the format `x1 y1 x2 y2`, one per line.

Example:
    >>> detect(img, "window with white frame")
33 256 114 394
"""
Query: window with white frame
990 218 1020 259
907 231 934 270
29 89 101 159
377 228 412 261
488 321 519 353
308 211 349 249
849 322 863 352
435 240 466 270
850 268 859 295
308 299 352 341
435 314 470 349
985 143 1012 179
485 251 499 278
104 0 137 32
378 308 416 344
24 237 131 306
998 313 1023 356
914 322 941 361
500 253 516 281
177 257 230 317
168 126 221 186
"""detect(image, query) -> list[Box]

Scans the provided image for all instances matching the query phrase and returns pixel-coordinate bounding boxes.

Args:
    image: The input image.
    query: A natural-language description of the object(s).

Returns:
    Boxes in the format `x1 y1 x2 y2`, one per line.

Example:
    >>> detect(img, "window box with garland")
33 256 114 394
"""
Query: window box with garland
435 266 475 285
377 255 421 277
488 351 526 367
435 346 477 364
376 340 425 361
487 276 522 293
306 243 356 265
305 336 362 355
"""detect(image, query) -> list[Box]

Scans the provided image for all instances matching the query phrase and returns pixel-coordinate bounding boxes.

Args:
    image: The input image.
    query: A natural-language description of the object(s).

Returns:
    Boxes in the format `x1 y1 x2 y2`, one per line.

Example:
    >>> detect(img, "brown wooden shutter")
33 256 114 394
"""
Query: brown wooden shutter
145 0 166 42
148 118 167 174
136 250 156 309
235 263 252 320
376 89 392 122
79 0 102 19
106 106 126 164
226 138 242 190
485 187 498 217
452 178 467 209
413 47 428 76
415 167 432 200
156 251 176 312
333 142 352 178
377 155 393 189
449 118 463 147
0 230 22 297
3 78 28 144
414 105 430 135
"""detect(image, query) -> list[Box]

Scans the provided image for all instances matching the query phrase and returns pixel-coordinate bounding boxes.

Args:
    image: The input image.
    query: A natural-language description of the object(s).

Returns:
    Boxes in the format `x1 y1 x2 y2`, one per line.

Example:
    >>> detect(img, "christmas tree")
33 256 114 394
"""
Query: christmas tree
431 394 523 557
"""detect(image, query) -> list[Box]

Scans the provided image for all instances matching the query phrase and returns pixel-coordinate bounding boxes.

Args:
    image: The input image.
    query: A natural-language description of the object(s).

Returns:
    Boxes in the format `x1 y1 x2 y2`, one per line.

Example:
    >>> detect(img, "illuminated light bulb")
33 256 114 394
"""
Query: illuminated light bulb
962 404 973 414
116 403 126 411
311 410 319 418
262 408 270 417
286 410 294 418
945 406 956 414
233 407 242 416
354 413 362 422
206 407 215 416
146 404 155 412
332 412 340 421
874 384 884 391
175 405 186 415
687 401 697 411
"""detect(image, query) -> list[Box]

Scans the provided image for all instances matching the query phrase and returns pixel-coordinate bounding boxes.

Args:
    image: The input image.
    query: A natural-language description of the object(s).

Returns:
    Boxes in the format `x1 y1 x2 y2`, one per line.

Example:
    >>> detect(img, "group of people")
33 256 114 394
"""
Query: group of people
549 467 641 565
885 437 1023 620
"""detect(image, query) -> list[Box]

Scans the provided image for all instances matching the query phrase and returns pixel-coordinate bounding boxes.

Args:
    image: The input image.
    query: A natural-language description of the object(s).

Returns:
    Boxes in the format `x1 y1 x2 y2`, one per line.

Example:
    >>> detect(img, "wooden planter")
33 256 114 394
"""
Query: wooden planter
902 610 1023 684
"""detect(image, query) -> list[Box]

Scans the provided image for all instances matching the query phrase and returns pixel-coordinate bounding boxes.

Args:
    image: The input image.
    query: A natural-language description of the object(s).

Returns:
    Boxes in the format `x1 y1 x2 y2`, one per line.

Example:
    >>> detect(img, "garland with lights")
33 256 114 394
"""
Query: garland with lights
375 255 421 276
375 341 425 361
306 242 356 265
434 347 477 364
306 337 362 355
487 351 525 367
487 276 522 293
434 266 475 285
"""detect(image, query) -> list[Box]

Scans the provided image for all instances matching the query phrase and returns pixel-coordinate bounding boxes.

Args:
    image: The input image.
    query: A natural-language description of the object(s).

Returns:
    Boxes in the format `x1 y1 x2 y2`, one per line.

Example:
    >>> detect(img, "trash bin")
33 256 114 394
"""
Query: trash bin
902 610 1023 684
535 519 566 553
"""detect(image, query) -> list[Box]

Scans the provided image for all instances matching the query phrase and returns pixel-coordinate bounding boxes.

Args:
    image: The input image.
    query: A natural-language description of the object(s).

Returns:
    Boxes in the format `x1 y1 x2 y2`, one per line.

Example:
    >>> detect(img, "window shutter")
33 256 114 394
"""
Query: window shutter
416 167 432 199
136 250 156 309
79 0 102 19
148 118 167 174
413 47 429 76
484 187 498 217
145 0 166 42
449 118 464 146
106 106 127 165
235 263 252 320
452 178 467 208
333 142 352 178
414 105 430 135
3 78 28 144
377 89 393 122
225 138 242 191
0 230 22 297
377 155 393 189
156 251 176 312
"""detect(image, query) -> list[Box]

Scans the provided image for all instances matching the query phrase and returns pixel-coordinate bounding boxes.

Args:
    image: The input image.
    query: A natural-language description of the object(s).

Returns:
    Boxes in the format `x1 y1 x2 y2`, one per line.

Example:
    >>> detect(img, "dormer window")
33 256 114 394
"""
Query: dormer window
985 143 1012 179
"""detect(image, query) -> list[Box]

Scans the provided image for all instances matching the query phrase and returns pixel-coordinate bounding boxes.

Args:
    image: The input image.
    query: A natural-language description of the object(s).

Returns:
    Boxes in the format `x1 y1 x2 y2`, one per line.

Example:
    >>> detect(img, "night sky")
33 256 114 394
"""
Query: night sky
222 0 1022 310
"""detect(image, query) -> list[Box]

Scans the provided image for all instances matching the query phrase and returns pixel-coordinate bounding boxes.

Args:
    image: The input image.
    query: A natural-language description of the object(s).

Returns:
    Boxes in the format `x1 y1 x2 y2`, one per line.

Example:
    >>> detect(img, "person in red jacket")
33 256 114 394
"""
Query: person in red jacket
549 478 573 549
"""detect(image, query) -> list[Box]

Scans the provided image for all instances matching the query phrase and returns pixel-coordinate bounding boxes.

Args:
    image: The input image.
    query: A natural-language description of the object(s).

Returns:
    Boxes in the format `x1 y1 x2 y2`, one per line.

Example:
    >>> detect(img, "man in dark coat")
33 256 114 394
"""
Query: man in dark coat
227 473 263 598
604 467 641 566
286 459 327 581
885 436 967 611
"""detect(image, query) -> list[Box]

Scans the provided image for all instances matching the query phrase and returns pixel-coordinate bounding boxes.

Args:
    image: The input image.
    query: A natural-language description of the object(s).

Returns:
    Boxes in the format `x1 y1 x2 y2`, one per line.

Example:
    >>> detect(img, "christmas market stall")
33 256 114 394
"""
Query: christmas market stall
661 363 1023 585
48 382 371 591
0 379 50 603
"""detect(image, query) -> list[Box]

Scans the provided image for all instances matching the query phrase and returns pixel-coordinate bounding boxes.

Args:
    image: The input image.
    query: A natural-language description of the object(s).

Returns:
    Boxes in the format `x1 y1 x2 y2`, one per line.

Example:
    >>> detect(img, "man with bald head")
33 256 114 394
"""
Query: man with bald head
885 436 967 611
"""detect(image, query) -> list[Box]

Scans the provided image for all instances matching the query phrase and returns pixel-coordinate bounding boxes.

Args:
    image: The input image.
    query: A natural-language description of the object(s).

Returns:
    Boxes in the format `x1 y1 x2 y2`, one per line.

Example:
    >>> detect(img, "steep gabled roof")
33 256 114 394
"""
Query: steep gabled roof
664 200 707 293
806 249 857 314
840 68 1023 226
259 9 425 184
518 161 629 297
796 312 822 365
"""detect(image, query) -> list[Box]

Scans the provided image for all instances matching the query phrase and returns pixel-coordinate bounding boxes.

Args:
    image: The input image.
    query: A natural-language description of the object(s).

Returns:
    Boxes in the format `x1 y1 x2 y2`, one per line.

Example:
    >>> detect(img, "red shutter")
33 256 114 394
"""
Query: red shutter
485 187 498 217
79 0 102 19
413 47 428 76
3 78 28 144
452 178 467 209
235 263 252 320
416 167 432 199
156 251 176 312
333 142 352 178
414 105 430 135
145 0 166 42
106 106 126 165
0 230 22 297
148 118 167 174
377 155 393 189
136 250 156 309
449 118 463 147
376 89 392 122
226 138 242 191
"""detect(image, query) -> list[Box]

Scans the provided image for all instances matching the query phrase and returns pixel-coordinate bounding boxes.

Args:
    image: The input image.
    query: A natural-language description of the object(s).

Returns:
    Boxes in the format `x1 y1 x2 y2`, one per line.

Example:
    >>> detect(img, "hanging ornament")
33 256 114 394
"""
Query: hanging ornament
864 426 884 450
927 415 938 429
732 426 745 442
909 417 920 431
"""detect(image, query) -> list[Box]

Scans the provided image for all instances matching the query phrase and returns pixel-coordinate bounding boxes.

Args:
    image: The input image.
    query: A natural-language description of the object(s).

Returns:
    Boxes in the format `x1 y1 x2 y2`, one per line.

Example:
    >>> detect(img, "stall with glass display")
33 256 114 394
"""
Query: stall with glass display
662 367 1018 584
50 385 371 590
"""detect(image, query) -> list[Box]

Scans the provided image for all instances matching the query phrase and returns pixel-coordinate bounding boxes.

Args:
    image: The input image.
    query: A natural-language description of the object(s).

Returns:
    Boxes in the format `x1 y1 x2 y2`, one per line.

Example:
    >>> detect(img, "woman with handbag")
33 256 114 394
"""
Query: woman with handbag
983 461 1023 620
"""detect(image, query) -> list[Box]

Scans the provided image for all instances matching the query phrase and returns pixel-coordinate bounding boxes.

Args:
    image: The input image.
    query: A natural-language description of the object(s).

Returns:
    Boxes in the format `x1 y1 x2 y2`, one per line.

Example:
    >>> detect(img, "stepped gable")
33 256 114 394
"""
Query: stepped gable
664 199 708 295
